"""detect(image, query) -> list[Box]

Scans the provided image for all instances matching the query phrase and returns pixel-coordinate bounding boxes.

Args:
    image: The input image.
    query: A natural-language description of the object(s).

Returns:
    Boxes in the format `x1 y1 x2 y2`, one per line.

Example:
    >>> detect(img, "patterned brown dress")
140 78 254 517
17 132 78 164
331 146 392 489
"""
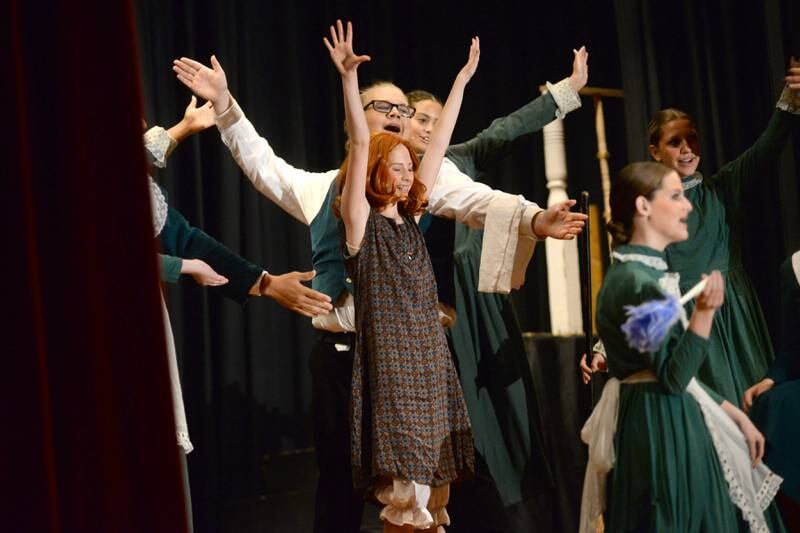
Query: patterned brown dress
346 209 475 488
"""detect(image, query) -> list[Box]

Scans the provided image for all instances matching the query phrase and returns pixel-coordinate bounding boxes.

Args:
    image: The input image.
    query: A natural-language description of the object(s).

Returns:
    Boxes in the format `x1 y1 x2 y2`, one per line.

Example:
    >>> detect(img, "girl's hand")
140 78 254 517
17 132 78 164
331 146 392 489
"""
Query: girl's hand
323 20 370 76
182 259 229 287
181 96 216 135
579 351 606 384
457 37 481 82
742 378 775 412
695 271 724 311
721 400 765 468
787 57 800 91
568 46 589 93
737 414 765 467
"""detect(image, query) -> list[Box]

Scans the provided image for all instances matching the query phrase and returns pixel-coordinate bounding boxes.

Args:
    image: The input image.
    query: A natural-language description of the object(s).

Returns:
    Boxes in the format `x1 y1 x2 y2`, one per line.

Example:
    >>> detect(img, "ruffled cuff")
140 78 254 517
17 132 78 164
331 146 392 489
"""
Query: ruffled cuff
216 95 244 130
379 505 434 529
176 430 193 454
776 85 800 114
376 479 435 529
546 78 582 119
143 126 177 168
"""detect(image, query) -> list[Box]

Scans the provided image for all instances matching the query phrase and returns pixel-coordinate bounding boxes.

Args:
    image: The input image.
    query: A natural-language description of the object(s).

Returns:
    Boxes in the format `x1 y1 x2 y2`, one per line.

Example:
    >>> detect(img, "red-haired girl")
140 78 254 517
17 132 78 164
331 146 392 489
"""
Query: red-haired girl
324 20 478 533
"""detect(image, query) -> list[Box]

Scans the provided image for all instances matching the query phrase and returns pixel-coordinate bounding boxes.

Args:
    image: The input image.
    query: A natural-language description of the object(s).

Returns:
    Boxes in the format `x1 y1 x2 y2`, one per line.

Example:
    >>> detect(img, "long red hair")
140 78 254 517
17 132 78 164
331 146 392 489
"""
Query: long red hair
334 132 427 217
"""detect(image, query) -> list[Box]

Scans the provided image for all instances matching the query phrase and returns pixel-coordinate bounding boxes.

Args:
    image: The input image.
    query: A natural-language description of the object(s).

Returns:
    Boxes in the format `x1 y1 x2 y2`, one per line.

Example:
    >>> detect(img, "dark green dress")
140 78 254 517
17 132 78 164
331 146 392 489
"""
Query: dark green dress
597 245 785 532
665 109 799 405
444 91 562 505
750 254 800 503
449 225 550 506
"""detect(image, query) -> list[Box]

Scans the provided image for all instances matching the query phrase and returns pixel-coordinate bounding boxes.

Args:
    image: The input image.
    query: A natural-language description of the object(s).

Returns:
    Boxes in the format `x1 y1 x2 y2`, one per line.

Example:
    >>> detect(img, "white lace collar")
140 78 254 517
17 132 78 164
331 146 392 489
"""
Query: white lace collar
149 176 168 237
611 250 668 271
682 172 703 191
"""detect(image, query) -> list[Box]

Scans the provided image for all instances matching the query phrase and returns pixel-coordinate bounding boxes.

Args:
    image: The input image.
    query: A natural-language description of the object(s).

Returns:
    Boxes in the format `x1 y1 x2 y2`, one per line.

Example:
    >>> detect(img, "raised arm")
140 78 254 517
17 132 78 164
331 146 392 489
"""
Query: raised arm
144 97 215 170
173 54 231 113
711 59 800 211
446 46 587 178
417 38 480 193
323 20 371 249
166 96 216 144
173 55 334 225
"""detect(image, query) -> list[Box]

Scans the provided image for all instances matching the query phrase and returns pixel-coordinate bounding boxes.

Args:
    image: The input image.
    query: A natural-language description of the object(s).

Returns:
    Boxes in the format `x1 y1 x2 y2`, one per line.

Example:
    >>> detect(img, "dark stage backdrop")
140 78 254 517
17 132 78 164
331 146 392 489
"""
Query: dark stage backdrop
134 1 796 531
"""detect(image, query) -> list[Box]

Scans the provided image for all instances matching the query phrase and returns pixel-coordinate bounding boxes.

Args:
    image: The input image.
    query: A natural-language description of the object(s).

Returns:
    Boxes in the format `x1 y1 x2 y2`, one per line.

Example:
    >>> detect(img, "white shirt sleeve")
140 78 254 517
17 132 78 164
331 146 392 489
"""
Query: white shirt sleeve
216 98 337 225
427 157 543 237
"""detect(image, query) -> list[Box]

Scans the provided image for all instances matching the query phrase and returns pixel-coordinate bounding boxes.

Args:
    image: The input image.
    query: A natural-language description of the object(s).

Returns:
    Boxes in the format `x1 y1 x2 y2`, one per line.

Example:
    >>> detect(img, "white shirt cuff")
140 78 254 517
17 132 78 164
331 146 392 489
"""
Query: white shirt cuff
216 95 244 130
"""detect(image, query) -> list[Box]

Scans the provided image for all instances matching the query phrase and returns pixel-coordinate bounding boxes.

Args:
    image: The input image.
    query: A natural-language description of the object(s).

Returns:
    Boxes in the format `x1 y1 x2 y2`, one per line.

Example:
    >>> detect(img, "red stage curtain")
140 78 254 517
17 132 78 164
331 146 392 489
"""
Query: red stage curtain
3 1 188 531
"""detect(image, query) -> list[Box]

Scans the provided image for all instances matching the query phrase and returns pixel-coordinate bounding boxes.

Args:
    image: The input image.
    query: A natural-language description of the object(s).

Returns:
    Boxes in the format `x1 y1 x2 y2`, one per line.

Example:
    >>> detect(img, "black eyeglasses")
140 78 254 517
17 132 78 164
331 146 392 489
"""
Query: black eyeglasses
363 100 416 118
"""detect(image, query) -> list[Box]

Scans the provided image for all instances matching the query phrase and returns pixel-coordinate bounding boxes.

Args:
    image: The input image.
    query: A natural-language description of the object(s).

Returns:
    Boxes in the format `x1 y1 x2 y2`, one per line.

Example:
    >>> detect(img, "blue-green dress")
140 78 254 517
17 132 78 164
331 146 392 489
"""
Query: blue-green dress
750 254 800 503
665 108 799 405
597 244 785 532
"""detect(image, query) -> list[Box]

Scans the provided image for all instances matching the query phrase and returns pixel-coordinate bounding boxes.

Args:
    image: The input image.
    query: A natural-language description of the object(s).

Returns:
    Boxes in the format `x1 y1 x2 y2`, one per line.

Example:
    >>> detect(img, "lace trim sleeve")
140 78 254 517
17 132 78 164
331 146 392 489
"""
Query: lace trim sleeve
545 78 582 119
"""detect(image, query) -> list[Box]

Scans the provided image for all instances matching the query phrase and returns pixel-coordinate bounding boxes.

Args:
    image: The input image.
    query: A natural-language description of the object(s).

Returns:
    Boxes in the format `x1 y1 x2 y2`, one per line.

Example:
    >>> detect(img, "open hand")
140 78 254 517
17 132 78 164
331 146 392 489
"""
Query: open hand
568 46 589 93
323 20 370 76
182 96 215 134
173 55 230 111
182 259 229 287
532 199 588 240
457 37 481 82
263 270 333 318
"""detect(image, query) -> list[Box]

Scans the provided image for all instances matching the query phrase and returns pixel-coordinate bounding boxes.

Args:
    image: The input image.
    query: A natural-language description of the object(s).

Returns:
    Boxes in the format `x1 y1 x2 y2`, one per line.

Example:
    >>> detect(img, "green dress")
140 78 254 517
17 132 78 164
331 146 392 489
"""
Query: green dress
665 108 799 405
597 244 785 532
449 225 551 506
750 255 800 503
444 90 562 505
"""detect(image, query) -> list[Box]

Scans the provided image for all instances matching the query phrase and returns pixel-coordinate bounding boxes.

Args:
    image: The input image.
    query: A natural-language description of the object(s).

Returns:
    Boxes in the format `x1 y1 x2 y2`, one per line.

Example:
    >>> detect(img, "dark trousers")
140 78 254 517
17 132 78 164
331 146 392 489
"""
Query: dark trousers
309 332 508 533
310 333 364 533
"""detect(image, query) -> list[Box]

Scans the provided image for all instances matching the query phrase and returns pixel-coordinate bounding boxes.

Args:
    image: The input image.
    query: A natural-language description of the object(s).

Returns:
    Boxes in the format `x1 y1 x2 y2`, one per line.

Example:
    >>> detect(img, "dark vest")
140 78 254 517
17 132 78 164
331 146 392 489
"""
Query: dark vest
309 181 353 301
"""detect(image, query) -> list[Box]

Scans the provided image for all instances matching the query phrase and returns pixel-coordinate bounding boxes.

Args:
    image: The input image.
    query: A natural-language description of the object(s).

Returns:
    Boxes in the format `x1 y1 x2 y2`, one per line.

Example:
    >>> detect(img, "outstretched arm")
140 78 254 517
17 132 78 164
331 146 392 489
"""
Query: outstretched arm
711 58 800 213
417 37 480 192
447 46 588 178
323 20 371 249
144 96 216 169
166 96 216 144
173 54 336 225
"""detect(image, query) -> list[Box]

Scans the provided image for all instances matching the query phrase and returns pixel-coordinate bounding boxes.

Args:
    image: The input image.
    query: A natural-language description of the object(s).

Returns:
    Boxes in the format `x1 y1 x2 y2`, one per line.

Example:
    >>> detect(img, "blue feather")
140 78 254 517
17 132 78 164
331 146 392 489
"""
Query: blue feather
621 296 681 353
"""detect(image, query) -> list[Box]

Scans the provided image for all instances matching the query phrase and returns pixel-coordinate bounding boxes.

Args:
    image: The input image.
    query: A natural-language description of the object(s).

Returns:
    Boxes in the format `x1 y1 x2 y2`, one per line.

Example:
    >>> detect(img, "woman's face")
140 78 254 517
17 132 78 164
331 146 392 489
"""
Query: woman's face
643 171 693 243
649 118 701 178
407 99 442 155
385 144 415 198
